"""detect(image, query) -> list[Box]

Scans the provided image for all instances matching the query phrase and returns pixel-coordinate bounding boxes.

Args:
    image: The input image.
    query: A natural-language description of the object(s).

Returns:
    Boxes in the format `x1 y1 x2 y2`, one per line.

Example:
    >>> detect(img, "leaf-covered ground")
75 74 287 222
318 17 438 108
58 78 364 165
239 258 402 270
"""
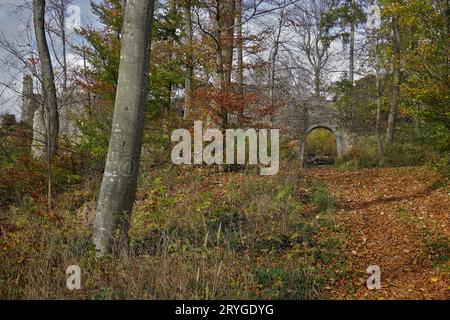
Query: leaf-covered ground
307 166 449 299
1 163 448 299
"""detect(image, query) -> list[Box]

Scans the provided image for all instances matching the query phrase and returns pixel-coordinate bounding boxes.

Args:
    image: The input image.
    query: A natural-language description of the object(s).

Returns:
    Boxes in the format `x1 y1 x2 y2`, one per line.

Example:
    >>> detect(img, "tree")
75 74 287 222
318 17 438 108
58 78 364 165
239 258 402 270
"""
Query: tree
398 0 449 138
33 0 60 210
77 0 185 157
286 0 333 98
235 0 244 97
152 0 185 136
33 0 59 159
322 0 366 87
183 0 194 119
92 0 155 256
384 1 401 145
269 0 286 109
47 0 74 93
190 1 291 128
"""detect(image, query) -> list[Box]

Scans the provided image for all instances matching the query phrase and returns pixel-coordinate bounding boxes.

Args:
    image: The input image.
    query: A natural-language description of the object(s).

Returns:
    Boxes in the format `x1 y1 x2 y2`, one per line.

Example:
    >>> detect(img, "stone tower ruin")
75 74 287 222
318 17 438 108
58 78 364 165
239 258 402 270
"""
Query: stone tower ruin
20 75 84 156
20 75 39 129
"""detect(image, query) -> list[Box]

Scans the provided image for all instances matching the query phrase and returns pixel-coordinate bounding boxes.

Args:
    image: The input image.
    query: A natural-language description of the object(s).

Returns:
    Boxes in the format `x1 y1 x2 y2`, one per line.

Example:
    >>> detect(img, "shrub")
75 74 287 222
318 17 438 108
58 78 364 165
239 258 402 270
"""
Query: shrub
384 143 426 167
309 183 334 212
334 137 379 169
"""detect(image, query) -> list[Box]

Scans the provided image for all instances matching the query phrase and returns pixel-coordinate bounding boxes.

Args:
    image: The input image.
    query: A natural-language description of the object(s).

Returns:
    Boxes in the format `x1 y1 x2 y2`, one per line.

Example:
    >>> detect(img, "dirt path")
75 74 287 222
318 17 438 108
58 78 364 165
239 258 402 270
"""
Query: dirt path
307 166 449 300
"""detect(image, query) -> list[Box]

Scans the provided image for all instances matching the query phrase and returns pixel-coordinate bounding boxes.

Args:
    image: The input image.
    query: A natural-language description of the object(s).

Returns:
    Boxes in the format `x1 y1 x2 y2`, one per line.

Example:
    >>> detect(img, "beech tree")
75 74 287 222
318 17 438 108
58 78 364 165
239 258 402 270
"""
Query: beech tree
33 0 59 158
323 0 366 87
385 7 401 145
92 0 155 256
286 0 333 98
33 0 60 210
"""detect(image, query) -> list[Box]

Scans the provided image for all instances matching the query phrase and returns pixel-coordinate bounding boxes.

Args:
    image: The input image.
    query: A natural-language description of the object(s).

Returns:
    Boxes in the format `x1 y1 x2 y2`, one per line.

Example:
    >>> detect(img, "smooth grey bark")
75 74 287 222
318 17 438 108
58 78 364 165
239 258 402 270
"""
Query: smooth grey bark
93 0 155 256
33 0 59 158
120 0 127 38
386 14 401 144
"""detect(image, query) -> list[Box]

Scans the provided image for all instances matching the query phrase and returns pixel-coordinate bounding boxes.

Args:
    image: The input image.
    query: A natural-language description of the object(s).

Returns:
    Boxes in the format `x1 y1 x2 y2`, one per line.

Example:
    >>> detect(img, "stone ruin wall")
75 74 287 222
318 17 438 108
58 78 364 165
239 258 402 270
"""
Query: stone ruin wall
20 75 84 157
21 75 356 164
271 95 354 164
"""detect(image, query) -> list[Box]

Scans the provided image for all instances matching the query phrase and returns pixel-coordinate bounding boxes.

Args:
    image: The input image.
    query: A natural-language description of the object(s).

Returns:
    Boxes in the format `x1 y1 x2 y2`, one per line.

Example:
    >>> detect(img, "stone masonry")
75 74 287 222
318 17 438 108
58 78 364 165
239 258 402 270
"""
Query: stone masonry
20 75 83 156
21 74 354 164
272 96 354 165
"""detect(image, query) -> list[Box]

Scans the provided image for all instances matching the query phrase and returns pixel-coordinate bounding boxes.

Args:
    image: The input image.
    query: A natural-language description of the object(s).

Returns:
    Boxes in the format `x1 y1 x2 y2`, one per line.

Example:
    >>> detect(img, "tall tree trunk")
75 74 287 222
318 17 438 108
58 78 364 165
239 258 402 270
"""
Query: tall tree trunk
221 0 236 89
118 0 127 39
184 0 193 119
59 0 67 92
58 0 68 136
236 0 243 97
212 3 226 130
214 7 224 89
34 0 59 211
349 21 355 86
386 14 401 144
33 0 59 158
270 3 285 102
348 0 357 90
92 0 155 257
375 49 383 163
82 45 91 110
314 67 321 98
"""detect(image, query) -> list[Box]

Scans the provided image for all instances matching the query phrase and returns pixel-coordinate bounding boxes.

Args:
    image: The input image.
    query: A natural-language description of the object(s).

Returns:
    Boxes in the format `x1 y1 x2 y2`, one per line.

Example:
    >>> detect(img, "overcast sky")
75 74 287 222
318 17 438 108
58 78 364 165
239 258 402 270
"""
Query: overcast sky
0 1 360 120
0 0 97 118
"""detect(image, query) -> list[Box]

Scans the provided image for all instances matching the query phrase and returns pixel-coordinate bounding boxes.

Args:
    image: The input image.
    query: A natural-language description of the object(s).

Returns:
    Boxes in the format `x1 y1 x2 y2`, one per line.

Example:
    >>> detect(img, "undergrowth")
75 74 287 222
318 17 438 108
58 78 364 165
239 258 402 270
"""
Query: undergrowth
0 157 346 299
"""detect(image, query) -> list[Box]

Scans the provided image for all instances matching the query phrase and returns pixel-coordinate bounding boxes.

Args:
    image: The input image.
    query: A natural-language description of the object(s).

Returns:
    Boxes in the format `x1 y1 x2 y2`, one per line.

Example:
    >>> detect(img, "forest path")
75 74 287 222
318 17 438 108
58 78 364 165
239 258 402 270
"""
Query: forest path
306 166 449 299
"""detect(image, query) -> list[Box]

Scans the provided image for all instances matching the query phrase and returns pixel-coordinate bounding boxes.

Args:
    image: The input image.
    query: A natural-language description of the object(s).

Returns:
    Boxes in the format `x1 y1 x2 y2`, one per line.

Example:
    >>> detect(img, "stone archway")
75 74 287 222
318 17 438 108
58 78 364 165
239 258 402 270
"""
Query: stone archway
299 124 343 166
271 96 354 166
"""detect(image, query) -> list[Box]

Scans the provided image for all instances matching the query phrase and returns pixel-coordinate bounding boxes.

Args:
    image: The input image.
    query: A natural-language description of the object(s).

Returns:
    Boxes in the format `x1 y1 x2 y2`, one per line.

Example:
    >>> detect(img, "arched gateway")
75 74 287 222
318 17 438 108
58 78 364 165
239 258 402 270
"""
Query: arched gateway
272 97 353 166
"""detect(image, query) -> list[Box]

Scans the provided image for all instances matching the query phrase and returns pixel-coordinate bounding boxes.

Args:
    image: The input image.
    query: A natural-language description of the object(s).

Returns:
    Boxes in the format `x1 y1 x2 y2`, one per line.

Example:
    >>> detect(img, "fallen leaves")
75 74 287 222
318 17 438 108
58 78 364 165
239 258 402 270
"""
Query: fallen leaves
307 166 449 300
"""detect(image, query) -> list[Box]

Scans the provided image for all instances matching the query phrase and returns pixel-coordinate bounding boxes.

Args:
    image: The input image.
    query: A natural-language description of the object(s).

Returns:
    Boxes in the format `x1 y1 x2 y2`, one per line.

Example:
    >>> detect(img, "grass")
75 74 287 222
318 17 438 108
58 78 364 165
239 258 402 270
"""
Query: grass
309 182 335 213
396 205 449 275
0 157 346 299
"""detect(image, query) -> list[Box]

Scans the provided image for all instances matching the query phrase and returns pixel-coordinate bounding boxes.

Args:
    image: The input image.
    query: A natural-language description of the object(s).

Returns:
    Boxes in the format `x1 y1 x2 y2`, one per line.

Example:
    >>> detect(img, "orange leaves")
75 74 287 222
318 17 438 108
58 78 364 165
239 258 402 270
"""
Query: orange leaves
307 166 449 299
190 85 284 128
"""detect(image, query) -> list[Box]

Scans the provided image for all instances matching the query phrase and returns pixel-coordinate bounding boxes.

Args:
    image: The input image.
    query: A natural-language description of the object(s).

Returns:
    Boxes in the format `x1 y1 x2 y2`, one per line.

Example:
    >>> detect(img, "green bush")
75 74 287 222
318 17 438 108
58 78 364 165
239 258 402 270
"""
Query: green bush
384 143 426 167
335 137 379 169
309 183 334 212
432 155 450 180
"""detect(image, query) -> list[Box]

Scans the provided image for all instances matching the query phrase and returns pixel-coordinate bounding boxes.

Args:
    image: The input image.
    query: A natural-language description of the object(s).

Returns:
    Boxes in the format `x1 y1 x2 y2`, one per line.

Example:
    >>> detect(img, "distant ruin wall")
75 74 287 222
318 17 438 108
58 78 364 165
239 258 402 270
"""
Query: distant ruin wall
20 75 39 129
20 74 356 163
272 96 354 165
20 75 82 157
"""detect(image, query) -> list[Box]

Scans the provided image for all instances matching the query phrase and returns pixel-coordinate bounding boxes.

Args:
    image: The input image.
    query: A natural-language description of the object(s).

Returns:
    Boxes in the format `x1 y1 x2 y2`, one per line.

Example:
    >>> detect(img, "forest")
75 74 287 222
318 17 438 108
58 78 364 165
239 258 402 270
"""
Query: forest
0 0 448 300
